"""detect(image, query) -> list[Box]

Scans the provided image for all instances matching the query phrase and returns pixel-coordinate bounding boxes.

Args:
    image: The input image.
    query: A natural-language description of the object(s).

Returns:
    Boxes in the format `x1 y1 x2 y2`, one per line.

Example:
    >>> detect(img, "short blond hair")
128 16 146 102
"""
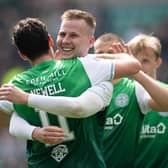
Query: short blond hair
95 33 124 44
61 9 96 34
127 34 161 58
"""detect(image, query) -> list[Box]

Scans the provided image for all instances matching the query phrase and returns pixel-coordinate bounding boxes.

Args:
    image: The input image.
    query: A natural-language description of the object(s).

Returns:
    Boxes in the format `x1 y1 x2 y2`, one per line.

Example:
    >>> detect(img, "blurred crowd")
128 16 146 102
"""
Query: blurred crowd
0 0 168 167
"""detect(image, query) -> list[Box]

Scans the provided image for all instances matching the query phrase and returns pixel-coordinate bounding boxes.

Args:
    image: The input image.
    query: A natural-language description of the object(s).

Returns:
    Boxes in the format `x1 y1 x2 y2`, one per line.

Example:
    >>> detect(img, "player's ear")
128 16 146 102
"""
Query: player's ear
48 34 54 47
18 51 28 61
89 35 95 48
48 35 55 59
156 57 162 68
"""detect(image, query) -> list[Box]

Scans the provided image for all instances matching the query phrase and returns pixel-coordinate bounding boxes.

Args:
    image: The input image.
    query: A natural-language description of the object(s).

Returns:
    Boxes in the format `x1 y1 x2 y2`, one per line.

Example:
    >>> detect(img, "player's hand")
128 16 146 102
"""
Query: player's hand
32 126 65 144
96 43 133 59
0 84 28 104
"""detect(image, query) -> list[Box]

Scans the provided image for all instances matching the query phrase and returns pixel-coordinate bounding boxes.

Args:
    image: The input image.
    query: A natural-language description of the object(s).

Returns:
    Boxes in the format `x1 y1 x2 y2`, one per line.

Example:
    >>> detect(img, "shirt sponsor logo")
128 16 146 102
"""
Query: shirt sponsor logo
51 144 68 162
104 113 123 130
115 93 129 107
140 122 166 138
26 68 66 85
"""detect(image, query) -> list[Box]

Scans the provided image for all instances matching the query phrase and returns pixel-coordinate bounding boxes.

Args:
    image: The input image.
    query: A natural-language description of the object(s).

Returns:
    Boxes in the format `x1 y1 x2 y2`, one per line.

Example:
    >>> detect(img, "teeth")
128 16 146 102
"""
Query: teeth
63 48 72 51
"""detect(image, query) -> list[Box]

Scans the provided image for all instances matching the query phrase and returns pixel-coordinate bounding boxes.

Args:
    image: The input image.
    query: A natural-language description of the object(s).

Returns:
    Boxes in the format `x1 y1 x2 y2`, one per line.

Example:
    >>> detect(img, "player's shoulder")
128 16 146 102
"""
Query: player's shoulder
78 54 96 61
79 54 112 64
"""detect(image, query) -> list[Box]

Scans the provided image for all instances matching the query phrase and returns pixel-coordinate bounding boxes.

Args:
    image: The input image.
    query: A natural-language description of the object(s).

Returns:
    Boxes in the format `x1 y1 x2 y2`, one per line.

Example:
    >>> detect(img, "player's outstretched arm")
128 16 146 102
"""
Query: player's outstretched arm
0 82 113 118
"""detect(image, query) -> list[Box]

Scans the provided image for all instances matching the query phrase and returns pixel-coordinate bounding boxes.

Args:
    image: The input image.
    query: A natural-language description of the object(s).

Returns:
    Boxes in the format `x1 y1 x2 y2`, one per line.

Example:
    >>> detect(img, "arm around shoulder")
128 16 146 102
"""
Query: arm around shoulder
113 53 141 79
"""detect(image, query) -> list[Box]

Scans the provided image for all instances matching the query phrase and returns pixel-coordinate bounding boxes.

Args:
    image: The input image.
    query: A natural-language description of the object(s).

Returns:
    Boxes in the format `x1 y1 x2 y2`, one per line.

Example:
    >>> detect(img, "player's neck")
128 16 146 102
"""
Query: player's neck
31 54 53 66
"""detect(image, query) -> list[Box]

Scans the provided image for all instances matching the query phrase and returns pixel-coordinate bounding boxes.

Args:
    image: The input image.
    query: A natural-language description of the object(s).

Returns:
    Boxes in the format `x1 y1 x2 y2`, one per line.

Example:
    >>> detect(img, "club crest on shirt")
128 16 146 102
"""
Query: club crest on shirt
115 93 129 107
51 144 68 162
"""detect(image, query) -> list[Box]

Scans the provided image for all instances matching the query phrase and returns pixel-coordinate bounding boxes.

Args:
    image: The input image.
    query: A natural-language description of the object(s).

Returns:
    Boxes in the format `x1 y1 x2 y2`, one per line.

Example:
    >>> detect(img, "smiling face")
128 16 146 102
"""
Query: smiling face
56 19 95 59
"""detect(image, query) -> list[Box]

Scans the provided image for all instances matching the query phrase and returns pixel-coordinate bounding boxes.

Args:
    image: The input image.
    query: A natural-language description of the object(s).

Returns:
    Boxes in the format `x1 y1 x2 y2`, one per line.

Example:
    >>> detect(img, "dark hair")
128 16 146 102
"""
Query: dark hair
12 17 49 60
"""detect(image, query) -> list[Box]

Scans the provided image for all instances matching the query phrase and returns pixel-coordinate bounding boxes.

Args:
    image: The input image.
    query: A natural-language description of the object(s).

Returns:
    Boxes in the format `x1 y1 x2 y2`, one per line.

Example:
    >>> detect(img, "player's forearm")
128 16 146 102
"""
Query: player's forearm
97 53 141 79
28 94 85 118
0 82 113 118
9 112 36 140
28 82 113 118
133 70 168 111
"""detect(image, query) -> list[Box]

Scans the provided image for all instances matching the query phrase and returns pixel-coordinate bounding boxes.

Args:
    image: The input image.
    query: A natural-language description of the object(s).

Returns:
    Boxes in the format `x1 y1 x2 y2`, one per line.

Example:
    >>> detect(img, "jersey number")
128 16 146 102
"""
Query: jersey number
36 109 75 142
